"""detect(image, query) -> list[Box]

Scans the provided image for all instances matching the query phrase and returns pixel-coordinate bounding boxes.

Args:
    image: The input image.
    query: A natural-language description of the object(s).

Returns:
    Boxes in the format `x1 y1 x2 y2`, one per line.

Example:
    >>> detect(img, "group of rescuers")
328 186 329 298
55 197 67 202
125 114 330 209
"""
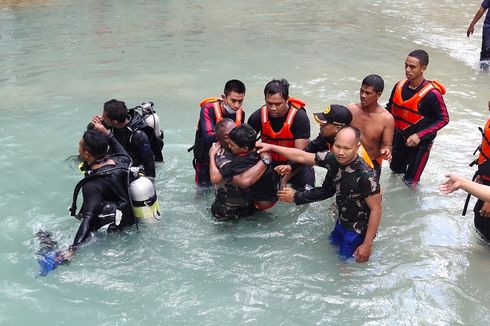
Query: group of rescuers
63 47 490 266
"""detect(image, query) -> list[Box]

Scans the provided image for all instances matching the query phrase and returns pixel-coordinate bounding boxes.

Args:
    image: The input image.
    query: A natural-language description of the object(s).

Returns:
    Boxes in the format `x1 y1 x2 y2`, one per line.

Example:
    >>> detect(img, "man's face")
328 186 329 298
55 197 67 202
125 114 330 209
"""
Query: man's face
216 124 235 148
332 129 359 165
319 122 339 138
222 91 245 112
359 85 381 108
405 55 426 81
265 93 289 118
101 111 114 127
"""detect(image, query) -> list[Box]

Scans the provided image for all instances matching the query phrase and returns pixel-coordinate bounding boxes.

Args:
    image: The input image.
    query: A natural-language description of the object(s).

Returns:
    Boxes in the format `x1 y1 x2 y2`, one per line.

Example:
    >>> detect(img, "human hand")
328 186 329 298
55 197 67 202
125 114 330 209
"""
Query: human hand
274 164 292 175
380 147 392 161
92 121 110 135
405 134 420 147
209 142 221 157
61 248 75 261
91 115 103 125
439 173 464 194
255 142 275 154
353 242 371 263
480 201 490 218
277 187 295 203
467 24 475 37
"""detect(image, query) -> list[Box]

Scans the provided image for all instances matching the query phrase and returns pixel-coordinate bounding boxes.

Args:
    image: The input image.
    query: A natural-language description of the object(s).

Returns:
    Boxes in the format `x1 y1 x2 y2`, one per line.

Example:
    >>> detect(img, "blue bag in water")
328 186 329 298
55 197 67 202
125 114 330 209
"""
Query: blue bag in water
38 250 63 276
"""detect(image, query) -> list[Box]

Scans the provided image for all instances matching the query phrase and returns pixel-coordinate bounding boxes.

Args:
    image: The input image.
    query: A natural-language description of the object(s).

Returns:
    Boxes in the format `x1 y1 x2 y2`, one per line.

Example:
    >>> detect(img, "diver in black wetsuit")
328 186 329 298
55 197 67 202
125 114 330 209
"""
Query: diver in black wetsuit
63 125 135 260
90 99 156 177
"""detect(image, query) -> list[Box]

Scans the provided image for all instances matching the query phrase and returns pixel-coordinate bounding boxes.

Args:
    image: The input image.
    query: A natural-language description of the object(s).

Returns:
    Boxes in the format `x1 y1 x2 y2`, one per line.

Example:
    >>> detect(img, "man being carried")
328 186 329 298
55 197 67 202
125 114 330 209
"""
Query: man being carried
257 126 382 263
191 79 246 190
248 79 314 190
210 124 277 218
347 74 394 179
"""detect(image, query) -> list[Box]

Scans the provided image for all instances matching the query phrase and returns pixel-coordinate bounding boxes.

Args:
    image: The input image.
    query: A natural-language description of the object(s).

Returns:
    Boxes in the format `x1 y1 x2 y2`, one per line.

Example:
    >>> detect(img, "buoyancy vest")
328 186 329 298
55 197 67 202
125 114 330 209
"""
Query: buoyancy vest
261 97 305 162
477 118 490 179
391 79 446 131
199 97 243 126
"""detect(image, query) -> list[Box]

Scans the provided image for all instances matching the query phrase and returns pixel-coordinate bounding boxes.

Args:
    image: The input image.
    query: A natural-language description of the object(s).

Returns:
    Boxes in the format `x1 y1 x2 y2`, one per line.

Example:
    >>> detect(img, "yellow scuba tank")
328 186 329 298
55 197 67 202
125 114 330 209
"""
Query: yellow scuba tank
129 176 161 223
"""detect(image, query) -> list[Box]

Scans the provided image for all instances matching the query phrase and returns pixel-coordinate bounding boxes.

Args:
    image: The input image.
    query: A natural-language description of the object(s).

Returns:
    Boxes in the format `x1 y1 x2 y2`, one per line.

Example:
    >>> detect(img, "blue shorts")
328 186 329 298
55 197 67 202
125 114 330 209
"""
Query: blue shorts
329 221 364 259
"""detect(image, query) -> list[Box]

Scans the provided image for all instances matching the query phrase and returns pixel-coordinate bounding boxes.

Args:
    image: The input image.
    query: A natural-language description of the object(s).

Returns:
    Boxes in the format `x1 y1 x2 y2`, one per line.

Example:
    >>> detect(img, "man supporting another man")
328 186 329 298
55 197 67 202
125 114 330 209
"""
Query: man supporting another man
257 126 382 263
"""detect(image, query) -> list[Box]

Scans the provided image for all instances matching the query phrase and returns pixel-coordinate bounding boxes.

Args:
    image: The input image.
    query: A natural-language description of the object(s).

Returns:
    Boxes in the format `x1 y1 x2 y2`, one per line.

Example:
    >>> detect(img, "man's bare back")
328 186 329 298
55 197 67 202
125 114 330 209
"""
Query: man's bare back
347 102 394 161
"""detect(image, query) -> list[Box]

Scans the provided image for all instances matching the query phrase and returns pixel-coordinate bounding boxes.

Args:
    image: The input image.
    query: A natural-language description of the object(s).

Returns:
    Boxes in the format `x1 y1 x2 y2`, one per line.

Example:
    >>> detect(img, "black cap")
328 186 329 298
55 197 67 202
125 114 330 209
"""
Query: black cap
313 104 352 125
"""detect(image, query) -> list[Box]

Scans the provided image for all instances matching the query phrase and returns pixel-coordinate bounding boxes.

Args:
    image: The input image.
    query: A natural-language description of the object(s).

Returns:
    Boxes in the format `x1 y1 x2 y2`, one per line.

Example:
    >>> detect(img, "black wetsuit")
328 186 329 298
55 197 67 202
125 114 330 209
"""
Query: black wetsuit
72 135 135 249
111 115 155 177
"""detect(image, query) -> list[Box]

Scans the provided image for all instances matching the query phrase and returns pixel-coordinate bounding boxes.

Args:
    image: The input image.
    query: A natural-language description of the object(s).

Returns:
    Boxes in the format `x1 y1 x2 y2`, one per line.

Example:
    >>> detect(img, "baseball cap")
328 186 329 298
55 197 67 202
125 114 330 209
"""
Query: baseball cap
313 104 352 125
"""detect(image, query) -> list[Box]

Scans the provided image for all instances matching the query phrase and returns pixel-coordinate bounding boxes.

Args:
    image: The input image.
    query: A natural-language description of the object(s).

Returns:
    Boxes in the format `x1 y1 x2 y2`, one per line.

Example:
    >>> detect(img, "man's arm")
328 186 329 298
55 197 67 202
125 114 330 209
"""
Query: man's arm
209 143 224 184
256 142 316 165
231 155 269 188
380 113 395 160
440 172 490 202
353 193 382 263
468 6 487 37
411 91 449 145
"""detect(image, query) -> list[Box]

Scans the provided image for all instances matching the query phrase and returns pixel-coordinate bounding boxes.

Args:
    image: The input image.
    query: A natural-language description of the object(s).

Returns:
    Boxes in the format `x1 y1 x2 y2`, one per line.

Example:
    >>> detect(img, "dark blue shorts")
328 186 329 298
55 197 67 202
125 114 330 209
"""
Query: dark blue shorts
329 220 364 259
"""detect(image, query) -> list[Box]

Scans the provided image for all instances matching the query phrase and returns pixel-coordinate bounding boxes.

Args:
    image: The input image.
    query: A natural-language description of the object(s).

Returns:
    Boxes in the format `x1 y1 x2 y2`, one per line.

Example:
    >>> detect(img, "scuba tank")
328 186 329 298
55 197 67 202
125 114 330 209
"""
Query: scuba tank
129 175 161 223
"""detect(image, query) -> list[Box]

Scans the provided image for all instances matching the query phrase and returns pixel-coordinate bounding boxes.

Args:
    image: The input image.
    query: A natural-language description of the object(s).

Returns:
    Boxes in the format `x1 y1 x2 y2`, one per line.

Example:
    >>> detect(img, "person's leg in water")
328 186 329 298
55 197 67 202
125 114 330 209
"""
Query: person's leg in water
480 27 490 70
390 131 410 175
402 142 432 187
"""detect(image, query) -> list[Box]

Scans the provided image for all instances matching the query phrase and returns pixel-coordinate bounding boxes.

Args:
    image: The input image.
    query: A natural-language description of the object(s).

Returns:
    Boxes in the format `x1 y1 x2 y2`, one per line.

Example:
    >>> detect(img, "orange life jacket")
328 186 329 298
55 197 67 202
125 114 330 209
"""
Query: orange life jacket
261 97 305 162
199 97 243 126
477 119 490 181
391 79 446 131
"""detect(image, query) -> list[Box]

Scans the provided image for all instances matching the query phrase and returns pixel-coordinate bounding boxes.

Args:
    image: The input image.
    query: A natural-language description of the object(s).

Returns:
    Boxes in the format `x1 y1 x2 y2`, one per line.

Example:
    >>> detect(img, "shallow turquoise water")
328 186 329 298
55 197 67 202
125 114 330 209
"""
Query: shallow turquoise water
1 0 490 325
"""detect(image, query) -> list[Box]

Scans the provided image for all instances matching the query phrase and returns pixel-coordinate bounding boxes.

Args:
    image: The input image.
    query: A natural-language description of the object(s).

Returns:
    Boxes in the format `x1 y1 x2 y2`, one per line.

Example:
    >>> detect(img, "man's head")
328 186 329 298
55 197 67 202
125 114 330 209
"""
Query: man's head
79 130 109 163
264 79 290 118
360 74 384 108
215 118 236 148
332 126 361 165
313 104 352 138
221 79 246 113
405 49 429 82
228 124 257 154
102 99 128 127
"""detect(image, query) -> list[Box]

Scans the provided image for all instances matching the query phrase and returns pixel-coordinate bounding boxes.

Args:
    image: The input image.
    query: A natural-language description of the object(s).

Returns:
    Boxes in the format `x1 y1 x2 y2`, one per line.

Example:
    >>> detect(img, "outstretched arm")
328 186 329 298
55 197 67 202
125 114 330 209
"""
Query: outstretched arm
256 142 316 165
440 172 490 202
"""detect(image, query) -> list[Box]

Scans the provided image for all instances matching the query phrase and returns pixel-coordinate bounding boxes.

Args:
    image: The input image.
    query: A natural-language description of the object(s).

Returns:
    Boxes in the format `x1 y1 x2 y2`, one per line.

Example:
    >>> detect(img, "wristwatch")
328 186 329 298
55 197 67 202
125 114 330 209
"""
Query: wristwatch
261 157 271 166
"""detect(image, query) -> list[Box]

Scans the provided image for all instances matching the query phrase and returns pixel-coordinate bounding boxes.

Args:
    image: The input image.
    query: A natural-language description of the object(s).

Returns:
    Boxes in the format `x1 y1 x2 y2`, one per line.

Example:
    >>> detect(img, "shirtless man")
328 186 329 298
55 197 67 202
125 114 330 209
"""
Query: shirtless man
347 74 394 178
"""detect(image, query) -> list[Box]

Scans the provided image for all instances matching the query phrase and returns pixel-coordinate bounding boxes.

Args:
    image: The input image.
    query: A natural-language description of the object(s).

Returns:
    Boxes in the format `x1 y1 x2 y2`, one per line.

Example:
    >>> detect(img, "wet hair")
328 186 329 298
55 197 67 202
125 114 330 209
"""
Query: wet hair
264 78 290 100
229 124 257 151
337 125 361 143
82 130 109 158
216 118 235 131
224 79 246 96
103 99 128 123
362 74 384 93
408 49 429 67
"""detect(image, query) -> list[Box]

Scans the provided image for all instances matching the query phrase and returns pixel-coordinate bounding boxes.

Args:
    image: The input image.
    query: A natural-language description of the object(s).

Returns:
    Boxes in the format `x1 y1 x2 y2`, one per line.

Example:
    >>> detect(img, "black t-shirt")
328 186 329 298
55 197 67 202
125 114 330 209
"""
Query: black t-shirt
219 150 277 201
247 106 311 140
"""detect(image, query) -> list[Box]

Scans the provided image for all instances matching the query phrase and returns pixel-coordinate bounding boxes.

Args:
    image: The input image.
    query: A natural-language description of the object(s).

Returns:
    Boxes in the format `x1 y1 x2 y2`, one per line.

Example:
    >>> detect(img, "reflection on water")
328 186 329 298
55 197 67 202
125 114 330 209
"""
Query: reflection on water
1 0 490 325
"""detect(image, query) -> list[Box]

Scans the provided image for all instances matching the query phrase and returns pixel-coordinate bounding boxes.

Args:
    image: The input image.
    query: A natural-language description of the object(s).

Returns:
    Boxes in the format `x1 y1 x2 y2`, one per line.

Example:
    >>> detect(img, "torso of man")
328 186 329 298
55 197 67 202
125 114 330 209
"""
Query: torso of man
347 103 393 160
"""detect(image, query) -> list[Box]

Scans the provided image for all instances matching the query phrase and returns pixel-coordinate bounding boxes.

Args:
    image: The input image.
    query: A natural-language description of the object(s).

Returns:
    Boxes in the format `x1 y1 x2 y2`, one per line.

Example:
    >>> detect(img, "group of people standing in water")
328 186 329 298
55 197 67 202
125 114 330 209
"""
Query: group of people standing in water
43 46 490 275
191 49 450 262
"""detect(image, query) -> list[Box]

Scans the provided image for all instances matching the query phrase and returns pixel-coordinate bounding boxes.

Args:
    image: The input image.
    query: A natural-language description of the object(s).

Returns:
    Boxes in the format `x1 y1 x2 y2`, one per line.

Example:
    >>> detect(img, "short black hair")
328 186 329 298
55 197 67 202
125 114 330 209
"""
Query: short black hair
408 49 429 67
362 74 384 93
83 130 109 158
224 79 246 96
264 79 290 100
229 124 257 151
103 99 127 123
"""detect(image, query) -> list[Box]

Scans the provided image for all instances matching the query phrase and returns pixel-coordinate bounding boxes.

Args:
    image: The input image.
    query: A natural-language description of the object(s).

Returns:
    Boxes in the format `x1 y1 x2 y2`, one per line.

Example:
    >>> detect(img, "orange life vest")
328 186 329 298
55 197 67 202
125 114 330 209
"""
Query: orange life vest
478 119 490 165
261 97 305 162
391 79 446 131
199 97 243 126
